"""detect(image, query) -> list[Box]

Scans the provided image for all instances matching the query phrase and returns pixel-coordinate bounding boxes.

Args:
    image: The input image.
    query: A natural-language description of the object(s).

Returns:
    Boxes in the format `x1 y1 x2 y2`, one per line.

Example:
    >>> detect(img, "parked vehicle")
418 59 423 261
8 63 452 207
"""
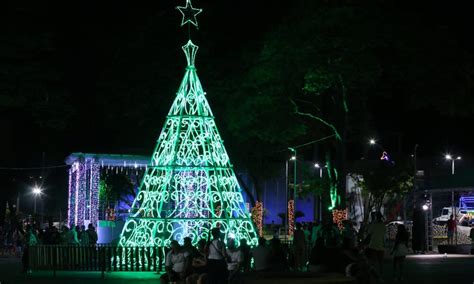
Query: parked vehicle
433 207 461 225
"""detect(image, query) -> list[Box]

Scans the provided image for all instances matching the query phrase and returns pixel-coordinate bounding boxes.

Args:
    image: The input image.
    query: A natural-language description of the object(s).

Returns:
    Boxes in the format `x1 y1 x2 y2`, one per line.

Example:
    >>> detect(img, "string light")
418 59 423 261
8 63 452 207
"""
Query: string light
288 200 295 237
118 8 259 252
90 162 100 228
332 209 348 230
251 201 264 237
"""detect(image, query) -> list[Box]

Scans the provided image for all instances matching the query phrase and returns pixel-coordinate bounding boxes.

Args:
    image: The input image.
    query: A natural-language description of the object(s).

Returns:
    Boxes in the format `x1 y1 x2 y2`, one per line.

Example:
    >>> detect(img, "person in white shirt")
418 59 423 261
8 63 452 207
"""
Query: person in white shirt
250 237 270 272
226 238 243 283
160 240 189 284
207 228 228 284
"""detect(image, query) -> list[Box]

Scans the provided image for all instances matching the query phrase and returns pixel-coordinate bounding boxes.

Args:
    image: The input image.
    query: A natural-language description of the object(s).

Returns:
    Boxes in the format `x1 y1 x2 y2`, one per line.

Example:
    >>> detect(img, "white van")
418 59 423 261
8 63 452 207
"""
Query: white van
433 207 464 225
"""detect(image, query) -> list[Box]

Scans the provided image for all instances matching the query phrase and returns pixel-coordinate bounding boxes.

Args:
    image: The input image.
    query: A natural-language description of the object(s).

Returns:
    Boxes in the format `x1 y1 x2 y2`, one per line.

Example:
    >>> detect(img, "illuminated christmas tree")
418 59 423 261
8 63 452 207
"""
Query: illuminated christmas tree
118 0 258 249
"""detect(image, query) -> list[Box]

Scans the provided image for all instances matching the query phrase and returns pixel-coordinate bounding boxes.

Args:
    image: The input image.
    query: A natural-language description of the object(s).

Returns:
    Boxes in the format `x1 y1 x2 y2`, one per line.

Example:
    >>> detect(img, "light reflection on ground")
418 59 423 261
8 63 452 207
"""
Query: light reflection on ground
407 254 474 259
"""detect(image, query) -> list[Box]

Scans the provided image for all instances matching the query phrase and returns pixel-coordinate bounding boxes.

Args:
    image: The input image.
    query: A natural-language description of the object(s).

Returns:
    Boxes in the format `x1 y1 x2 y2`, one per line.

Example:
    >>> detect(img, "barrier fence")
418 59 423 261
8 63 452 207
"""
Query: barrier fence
28 245 164 277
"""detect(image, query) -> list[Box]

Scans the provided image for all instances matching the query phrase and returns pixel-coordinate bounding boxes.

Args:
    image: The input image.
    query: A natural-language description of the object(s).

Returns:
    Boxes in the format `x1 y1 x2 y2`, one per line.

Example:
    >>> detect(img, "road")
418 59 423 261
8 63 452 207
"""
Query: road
1 254 474 284
382 254 474 284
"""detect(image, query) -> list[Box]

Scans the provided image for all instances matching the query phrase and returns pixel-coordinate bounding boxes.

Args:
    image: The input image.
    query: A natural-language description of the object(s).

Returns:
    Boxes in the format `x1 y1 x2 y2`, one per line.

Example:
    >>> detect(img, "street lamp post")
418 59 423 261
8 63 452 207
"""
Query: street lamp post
289 148 297 231
32 186 42 214
405 144 418 225
445 154 461 245
445 154 461 175
314 163 322 178
315 163 323 222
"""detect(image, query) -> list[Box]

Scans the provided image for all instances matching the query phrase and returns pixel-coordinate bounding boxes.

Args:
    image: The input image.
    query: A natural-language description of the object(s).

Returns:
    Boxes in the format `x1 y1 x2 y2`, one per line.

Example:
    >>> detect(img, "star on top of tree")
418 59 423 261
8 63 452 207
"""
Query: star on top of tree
176 0 202 28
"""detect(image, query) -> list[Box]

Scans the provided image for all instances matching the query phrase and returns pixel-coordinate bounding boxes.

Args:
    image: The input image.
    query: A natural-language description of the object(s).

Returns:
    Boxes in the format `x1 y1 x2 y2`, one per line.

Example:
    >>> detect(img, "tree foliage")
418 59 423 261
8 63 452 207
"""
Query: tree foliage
350 157 413 226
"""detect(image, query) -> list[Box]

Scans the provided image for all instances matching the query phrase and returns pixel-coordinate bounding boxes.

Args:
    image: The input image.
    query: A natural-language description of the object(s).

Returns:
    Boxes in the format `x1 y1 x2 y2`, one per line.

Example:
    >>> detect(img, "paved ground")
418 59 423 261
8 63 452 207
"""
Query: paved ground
1 254 474 284
381 254 474 284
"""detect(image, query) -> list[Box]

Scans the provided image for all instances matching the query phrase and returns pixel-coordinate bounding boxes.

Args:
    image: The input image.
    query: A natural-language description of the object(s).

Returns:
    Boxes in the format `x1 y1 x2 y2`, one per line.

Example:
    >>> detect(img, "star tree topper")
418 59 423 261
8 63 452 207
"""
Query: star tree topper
176 0 202 28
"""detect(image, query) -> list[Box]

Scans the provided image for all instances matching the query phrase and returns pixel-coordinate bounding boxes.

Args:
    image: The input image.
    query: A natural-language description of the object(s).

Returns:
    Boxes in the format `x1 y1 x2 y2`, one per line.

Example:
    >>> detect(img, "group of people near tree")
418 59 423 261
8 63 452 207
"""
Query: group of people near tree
160 212 413 284
160 227 293 284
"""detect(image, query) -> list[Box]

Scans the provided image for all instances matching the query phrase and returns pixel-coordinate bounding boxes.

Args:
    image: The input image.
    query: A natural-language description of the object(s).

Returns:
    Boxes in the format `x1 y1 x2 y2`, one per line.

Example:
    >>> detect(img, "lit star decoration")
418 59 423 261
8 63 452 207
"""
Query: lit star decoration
176 0 202 28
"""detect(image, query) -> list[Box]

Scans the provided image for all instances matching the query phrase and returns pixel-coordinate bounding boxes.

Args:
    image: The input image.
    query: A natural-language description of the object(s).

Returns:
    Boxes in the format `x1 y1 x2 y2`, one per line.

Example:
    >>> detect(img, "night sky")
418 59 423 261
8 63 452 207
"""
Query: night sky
1 1 473 218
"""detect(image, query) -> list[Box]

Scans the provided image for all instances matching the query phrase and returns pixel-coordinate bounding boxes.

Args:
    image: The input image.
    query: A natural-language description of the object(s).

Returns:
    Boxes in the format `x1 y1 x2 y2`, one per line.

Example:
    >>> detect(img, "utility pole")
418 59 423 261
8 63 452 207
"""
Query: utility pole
288 147 297 235
406 144 418 224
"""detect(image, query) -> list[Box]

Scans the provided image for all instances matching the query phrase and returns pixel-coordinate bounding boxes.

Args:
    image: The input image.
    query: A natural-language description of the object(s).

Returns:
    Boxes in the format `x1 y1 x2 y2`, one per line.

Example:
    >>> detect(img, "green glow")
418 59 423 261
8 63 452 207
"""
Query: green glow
118 40 259 253
325 160 339 210
290 99 342 141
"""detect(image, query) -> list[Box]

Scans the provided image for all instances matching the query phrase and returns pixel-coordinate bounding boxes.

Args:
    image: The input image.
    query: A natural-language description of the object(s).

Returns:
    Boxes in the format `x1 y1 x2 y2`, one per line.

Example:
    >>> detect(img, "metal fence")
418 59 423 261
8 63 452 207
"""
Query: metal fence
29 245 164 277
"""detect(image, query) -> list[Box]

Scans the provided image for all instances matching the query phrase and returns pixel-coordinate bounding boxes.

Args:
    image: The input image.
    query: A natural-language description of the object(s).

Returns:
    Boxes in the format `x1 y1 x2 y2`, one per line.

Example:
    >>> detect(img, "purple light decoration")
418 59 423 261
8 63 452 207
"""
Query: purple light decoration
380 151 390 161
75 162 81 226
90 162 100 228
67 164 73 227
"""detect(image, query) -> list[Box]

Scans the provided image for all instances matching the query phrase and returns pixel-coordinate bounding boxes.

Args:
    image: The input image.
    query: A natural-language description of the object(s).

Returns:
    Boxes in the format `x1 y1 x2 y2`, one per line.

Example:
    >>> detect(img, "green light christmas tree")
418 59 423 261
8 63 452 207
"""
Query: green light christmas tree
118 0 259 250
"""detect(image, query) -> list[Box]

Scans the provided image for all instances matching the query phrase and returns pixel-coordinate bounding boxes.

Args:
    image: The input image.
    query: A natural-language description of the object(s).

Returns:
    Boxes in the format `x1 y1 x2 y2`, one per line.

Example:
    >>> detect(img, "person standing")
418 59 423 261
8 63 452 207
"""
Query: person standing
185 239 208 284
446 215 457 245
86 224 98 245
293 223 306 271
226 238 243 283
79 225 89 246
22 225 38 273
160 240 188 284
365 212 385 276
250 237 270 272
391 225 409 281
311 221 322 247
207 228 228 284
67 225 79 245
341 220 357 250
239 239 251 272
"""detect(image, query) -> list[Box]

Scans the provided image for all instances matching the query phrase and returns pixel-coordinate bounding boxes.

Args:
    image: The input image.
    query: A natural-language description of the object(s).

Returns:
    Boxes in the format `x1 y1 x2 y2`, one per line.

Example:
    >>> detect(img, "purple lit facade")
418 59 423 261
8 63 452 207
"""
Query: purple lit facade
65 153 148 229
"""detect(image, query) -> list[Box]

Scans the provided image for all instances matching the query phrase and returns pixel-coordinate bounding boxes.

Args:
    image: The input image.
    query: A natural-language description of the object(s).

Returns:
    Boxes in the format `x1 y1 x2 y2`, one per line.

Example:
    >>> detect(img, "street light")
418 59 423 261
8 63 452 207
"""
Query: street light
32 185 43 214
314 163 323 178
369 138 376 145
445 154 461 175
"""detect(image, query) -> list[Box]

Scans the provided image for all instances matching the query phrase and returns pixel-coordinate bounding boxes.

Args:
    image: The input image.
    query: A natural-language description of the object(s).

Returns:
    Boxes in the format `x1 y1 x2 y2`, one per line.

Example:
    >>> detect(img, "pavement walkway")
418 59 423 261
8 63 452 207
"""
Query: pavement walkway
2 253 474 284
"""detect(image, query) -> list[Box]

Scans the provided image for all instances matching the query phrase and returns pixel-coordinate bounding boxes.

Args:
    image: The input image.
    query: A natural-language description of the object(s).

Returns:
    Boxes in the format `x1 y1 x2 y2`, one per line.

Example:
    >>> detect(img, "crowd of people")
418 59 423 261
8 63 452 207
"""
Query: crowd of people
2 213 410 283
0 221 98 273
159 213 408 284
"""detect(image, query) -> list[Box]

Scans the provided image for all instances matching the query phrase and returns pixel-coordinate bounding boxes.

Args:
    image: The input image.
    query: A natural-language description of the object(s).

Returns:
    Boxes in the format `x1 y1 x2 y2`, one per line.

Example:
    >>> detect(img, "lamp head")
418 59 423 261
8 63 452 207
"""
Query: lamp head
445 154 452 160
369 139 376 145
32 186 42 195
314 163 320 168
